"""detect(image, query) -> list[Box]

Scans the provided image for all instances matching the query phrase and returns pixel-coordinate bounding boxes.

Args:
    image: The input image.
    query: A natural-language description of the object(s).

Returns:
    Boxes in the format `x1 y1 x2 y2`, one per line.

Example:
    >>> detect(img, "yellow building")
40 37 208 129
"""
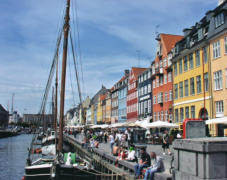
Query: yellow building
209 31 227 136
172 46 212 129
172 24 213 129
90 104 95 124
172 1 227 133
97 95 103 124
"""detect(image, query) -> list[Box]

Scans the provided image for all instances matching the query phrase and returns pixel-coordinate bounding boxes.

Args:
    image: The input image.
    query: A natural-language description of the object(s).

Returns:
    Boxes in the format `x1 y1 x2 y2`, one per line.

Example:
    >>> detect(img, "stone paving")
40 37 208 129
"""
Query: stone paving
69 134 174 173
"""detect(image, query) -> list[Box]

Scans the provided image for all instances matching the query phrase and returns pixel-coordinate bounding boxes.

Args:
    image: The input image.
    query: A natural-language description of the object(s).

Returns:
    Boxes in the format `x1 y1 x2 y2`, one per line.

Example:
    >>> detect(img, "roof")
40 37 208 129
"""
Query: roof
0 104 7 113
100 94 106 101
131 67 147 80
161 34 184 53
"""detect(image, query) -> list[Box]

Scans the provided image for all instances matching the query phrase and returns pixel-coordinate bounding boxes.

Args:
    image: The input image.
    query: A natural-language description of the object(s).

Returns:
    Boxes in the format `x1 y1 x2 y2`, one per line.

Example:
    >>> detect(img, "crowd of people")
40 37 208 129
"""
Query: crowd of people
64 127 179 179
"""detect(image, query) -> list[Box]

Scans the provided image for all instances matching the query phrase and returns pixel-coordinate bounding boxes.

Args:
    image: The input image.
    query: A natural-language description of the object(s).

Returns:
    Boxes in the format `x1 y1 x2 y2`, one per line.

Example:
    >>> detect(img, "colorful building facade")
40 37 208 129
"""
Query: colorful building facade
208 2 227 136
127 67 146 122
138 68 153 122
152 34 183 123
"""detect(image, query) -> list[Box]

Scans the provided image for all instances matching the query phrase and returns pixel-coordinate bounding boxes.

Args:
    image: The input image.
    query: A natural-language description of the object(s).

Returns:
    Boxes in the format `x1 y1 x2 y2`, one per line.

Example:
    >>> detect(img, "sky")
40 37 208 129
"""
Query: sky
0 0 218 115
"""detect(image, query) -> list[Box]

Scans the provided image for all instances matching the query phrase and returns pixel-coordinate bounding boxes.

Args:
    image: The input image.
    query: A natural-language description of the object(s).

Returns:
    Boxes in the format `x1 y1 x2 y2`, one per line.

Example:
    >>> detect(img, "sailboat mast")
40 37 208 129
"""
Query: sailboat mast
58 0 70 152
54 49 59 131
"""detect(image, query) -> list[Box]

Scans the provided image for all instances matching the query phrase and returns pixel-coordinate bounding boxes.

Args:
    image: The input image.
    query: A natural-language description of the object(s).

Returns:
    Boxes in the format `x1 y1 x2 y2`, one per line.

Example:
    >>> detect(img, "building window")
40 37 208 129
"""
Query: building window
148 84 151 93
203 46 208 64
180 108 184 122
169 90 173 101
168 72 172 82
156 77 159 87
165 111 168 121
190 77 195 95
164 74 167 84
191 106 195 119
215 13 224 28
215 101 224 117
185 107 189 119
174 63 178 76
163 58 167 67
226 69 227 88
179 59 183 74
184 56 188 72
153 96 156 104
204 73 209 92
148 100 151 113
179 82 183 98
141 102 144 114
165 92 168 102
174 84 178 99
196 75 201 94
225 37 227 54
213 41 221 59
175 109 179 123
196 50 200 67
144 85 148 94
144 101 148 114
214 70 223 90
148 71 151 79
153 112 156 121
184 79 189 96
160 60 163 68
157 112 160 121
153 80 155 89
161 111 164 121
189 53 194 69
160 76 163 86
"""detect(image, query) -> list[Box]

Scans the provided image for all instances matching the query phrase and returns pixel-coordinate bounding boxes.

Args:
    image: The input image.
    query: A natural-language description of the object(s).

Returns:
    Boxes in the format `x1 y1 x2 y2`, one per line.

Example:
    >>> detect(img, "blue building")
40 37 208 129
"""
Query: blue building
118 70 129 123
138 68 153 122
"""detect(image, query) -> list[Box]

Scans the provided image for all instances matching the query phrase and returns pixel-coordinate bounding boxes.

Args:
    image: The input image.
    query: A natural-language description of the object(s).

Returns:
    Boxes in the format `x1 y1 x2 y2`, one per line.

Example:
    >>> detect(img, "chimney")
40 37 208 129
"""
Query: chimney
124 69 130 76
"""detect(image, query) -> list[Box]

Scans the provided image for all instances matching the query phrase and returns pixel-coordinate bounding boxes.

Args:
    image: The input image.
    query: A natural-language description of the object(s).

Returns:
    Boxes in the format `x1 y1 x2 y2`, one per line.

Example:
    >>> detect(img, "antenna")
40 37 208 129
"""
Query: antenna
136 50 141 67
11 93 15 113
155 25 160 36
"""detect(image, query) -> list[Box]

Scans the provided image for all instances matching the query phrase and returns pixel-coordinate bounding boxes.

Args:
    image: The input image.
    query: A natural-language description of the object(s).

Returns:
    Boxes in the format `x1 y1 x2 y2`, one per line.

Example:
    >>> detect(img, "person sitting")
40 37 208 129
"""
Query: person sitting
143 152 165 180
134 147 151 178
126 146 136 162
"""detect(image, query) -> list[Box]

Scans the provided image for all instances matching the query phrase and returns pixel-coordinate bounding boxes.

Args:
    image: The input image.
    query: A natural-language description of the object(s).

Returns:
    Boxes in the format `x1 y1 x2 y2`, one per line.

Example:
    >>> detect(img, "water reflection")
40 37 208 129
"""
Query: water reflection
0 134 32 180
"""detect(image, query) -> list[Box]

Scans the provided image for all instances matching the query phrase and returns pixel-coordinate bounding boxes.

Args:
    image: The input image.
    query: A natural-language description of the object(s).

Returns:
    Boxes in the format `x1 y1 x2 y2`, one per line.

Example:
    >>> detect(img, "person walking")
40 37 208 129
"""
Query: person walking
109 133 115 154
162 130 171 155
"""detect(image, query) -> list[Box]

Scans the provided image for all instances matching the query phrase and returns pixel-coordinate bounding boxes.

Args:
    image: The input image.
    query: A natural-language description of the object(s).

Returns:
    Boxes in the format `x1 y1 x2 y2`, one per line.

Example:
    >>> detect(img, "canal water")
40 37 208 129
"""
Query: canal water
0 134 33 180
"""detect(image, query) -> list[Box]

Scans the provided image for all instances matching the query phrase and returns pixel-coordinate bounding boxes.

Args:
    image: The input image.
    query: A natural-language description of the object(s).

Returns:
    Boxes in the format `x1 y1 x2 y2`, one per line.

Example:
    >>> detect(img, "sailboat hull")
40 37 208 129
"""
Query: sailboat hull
25 163 52 180
56 165 99 180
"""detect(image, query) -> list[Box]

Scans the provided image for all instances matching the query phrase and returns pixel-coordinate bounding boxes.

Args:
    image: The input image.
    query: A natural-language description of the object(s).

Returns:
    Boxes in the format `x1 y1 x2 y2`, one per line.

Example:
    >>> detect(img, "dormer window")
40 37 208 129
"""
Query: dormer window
157 43 162 56
215 13 224 28
198 28 203 41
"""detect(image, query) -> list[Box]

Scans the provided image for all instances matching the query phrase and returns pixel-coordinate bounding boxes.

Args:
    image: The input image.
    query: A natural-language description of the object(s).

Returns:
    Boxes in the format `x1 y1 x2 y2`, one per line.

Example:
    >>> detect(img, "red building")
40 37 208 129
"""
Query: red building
151 34 183 122
127 67 146 122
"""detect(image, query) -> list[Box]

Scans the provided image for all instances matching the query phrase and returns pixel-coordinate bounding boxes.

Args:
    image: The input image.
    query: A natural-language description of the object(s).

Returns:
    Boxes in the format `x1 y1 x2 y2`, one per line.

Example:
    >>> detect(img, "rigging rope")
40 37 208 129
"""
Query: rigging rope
68 49 76 107
72 0 86 99
69 32 83 108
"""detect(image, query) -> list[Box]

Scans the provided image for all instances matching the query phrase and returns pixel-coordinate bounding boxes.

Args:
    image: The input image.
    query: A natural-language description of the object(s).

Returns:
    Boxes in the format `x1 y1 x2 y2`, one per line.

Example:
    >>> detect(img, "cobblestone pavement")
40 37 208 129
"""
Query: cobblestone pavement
69 134 174 173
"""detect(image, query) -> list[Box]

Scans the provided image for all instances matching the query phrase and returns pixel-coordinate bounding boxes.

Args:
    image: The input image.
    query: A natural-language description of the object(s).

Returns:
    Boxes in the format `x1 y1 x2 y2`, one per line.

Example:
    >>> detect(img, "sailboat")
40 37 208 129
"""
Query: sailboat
23 0 98 179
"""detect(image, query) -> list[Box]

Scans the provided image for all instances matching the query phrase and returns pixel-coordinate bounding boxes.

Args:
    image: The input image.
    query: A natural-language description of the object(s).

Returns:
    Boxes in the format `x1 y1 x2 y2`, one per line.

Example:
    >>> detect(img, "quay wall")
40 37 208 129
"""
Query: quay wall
173 137 227 180
0 130 18 138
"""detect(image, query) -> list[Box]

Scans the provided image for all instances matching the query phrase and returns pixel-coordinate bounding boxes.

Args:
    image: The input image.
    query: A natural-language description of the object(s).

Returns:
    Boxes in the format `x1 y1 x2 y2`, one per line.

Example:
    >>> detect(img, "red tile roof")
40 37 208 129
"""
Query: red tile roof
100 94 106 101
131 67 147 80
161 33 183 53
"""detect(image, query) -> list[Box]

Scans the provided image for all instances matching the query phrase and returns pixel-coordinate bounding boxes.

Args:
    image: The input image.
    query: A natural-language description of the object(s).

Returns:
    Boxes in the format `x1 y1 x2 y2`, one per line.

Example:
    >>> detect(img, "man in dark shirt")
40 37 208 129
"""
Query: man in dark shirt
134 147 151 178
